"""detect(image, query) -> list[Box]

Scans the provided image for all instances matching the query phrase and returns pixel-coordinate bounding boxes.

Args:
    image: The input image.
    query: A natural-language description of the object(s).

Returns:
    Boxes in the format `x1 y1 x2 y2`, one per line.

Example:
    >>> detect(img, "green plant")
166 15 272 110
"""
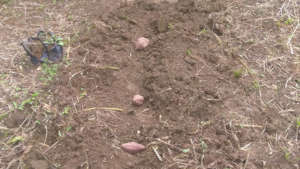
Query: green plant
284 17 294 25
12 91 39 110
284 150 291 161
233 68 243 78
66 126 72 132
40 63 58 83
7 136 23 144
252 80 260 89
80 88 87 98
198 28 207 35
62 106 71 115
168 23 174 30
186 49 192 56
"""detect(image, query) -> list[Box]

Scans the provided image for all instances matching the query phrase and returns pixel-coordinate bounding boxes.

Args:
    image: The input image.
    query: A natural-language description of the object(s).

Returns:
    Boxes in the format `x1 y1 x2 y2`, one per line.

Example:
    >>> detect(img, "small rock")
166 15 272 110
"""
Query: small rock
132 95 144 106
135 37 149 50
121 142 146 154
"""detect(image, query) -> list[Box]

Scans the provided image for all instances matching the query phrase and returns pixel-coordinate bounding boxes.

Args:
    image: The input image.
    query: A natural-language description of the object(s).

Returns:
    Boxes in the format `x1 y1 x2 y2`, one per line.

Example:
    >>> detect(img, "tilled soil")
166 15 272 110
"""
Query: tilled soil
0 0 299 169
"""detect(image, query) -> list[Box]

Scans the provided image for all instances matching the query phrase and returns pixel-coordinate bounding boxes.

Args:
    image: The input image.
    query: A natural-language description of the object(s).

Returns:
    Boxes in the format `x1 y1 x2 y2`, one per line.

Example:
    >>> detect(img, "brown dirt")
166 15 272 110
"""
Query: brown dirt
0 0 299 169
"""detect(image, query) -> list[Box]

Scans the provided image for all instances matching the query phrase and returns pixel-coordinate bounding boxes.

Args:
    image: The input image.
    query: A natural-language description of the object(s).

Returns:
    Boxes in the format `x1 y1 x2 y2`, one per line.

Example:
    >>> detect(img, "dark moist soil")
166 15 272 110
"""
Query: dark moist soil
9 0 298 169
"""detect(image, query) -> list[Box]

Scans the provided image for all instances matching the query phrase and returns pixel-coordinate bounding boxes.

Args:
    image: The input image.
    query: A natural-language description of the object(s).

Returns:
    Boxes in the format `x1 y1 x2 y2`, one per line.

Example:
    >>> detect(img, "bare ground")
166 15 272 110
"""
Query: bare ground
0 0 299 169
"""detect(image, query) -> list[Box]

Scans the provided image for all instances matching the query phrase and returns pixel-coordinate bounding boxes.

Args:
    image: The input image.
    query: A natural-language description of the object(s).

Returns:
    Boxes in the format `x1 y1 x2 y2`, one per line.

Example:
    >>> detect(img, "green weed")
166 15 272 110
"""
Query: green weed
233 68 243 78
252 80 260 89
198 28 207 35
284 17 294 25
62 106 71 115
7 136 23 144
66 126 72 132
168 23 174 30
80 88 87 98
12 91 39 110
40 63 58 83
186 49 192 56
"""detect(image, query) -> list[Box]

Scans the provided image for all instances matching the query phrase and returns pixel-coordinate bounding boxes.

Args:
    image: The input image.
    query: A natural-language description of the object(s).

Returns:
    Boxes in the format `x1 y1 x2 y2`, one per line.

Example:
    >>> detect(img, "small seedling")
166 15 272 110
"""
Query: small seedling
35 120 41 125
168 23 174 30
198 28 207 35
284 150 291 161
62 106 71 115
284 17 294 25
80 88 87 98
252 80 260 89
14 92 39 110
233 68 243 78
186 49 192 56
297 118 300 126
8 136 24 144
12 102 18 110
41 63 58 83
15 87 22 92
182 148 190 153
66 126 72 132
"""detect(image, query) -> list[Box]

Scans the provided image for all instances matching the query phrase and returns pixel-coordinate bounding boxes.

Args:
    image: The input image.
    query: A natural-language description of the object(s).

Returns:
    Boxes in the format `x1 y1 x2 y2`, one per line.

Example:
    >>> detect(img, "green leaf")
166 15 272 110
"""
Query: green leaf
182 148 190 153
66 126 72 132
58 41 64 46
62 106 71 115
32 92 39 98
13 102 18 109
8 136 24 144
